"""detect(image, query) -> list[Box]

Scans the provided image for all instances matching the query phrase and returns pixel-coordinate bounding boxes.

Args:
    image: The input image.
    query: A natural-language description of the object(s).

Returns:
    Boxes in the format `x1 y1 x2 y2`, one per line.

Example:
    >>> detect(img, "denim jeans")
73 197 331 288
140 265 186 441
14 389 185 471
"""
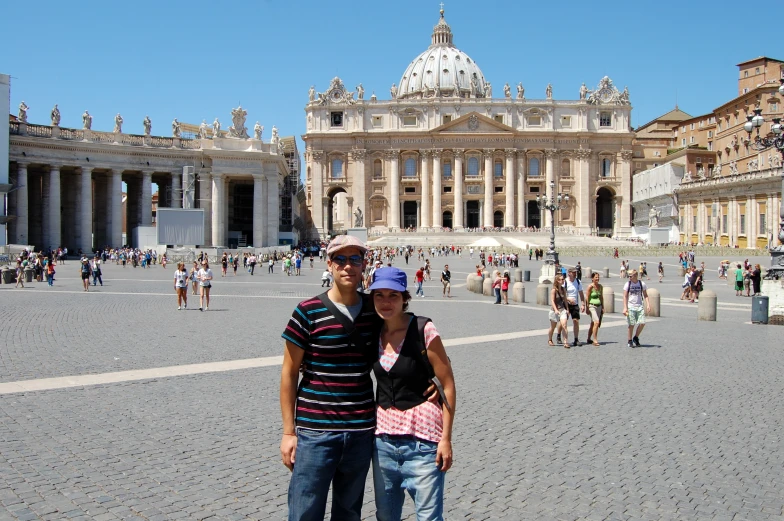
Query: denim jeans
416 281 424 296
494 287 501 303
373 435 445 521
288 429 373 521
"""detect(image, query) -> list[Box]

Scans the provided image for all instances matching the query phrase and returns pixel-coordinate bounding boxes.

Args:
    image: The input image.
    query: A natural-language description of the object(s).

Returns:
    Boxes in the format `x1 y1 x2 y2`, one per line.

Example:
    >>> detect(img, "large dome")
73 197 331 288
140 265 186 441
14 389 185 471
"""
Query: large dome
396 9 487 100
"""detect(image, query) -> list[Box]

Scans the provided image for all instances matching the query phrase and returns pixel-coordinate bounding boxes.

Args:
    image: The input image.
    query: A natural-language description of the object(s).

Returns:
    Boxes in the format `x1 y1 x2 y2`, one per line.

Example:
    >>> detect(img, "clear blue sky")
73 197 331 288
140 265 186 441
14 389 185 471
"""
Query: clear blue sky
3 0 782 163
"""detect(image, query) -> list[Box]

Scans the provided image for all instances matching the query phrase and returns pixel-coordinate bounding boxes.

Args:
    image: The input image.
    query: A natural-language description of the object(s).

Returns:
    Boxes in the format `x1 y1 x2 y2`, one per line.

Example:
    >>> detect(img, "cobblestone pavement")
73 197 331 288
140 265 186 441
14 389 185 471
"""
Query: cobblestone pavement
0 251 781 520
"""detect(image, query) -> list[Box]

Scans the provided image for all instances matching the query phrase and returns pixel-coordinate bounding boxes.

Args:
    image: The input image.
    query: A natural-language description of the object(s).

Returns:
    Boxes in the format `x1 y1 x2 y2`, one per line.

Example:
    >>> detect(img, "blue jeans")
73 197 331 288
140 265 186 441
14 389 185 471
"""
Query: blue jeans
373 435 445 521
416 281 424 296
288 429 373 521
494 287 501 303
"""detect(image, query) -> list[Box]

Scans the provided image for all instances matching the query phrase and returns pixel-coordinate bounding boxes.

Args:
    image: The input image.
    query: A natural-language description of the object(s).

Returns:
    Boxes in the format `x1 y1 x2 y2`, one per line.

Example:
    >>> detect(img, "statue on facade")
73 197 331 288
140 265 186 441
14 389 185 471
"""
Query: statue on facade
198 120 209 139
470 75 479 97
229 105 249 138
648 206 660 228
516 82 525 99
172 118 181 138
254 121 263 140
484 82 492 98
212 118 221 138
729 161 739 175
697 165 705 178
545 83 553 99
82 110 92 130
308 85 316 102
390 83 398 99
503 83 511 98
620 86 630 104
270 125 279 149
354 207 363 228
748 159 758 171
714 162 722 176
356 83 364 100
50 104 61 126
143 115 152 135
113 113 123 133
579 83 588 100
18 101 29 123
772 154 783 168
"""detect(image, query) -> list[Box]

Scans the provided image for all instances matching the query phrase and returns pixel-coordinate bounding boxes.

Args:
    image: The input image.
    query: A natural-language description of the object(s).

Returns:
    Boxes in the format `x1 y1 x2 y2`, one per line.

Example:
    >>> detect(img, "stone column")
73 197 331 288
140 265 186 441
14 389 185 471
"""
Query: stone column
266 175 279 245
420 151 431 229
747 195 755 245
252 174 266 247
544 150 556 229
171 172 182 208
416 200 421 228
483 150 493 227
517 152 526 227
618 150 633 236
212 174 225 246
200 173 212 246
141 170 153 226
504 149 515 227
108 170 122 247
49 166 61 249
614 197 623 236
432 150 442 228
351 149 366 226
479 200 484 228
388 150 401 230
577 150 592 233
322 197 331 233
80 167 93 252
311 150 324 237
454 150 464 229
16 162 29 244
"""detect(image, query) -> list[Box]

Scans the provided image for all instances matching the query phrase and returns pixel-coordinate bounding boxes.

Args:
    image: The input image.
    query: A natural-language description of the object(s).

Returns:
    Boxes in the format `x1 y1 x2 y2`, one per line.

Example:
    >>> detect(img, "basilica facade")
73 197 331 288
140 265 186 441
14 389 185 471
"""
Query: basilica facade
303 9 635 238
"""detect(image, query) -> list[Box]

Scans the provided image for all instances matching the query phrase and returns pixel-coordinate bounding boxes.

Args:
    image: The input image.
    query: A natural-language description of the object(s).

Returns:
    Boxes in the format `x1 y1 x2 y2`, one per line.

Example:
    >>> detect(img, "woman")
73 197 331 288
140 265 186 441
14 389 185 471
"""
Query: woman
233 255 239 276
189 261 200 296
369 267 456 521
743 267 752 297
492 273 502 304
15 259 25 288
657 262 664 283
619 260 627 279
548 274 570 348
501 271 510 305
161 253 168 269
690 268 702 303
221 252 228 277
174 262 189 310
680 267 692 300
751 264 762 296
585 272 603 346
198 261 213 311
80 258 92 291
45 257 55 286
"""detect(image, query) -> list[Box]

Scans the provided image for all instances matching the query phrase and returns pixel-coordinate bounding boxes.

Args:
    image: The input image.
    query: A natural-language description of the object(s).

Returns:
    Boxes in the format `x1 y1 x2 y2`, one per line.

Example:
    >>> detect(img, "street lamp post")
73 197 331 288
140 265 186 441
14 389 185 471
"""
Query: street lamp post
536 180 570 266
744 79 784 279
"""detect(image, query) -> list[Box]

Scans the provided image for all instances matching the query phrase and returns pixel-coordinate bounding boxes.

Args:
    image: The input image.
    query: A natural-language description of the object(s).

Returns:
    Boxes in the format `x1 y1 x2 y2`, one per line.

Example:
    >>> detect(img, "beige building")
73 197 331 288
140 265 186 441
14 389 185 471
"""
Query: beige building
303 9 635 238
632 57 784 247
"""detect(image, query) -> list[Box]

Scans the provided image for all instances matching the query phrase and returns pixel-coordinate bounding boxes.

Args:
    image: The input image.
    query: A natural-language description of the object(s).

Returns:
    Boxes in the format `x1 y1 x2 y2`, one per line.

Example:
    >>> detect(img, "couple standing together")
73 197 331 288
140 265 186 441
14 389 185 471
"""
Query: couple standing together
280 235 457 521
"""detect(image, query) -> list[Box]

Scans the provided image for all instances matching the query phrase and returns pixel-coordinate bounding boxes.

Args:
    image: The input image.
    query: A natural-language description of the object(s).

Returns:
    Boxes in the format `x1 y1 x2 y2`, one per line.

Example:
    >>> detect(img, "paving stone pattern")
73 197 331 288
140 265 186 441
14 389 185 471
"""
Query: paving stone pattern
0 252 781 520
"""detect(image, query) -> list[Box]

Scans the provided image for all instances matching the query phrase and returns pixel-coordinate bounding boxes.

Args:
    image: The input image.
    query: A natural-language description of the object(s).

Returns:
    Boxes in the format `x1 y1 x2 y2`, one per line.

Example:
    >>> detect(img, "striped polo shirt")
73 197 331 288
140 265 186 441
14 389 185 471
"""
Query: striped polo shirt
282 293 379 432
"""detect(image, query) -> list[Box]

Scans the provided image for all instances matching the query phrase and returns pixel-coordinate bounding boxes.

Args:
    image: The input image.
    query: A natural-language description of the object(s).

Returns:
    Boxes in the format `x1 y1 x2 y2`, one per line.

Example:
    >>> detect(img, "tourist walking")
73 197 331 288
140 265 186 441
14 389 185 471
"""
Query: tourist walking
501 271 510 304
14 259 25 288
190 261 200 295
45 258 55 286
368 267 456 521
564 268 585 345
80 258 92 291
623 270 651 348
440 264 451 298
90 256 103 286
549 274 570 348
585 272 603 346
743 267 752 297
174 262 189 310
268 256 274 274
221 253 228 277
415 267 425 297
658 262 664 283
734 264 744 296
198 261 213 311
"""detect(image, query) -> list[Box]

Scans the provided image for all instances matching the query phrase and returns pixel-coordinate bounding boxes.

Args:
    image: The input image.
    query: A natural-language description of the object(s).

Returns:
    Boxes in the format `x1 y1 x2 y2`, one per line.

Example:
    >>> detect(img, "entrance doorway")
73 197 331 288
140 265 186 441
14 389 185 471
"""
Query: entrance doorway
466 201 480 228
228 180 253 248
527 201 541 229
403 201 418 229
493 211 504 228
326 187 348 234
442 211 453 229
596 188 614 234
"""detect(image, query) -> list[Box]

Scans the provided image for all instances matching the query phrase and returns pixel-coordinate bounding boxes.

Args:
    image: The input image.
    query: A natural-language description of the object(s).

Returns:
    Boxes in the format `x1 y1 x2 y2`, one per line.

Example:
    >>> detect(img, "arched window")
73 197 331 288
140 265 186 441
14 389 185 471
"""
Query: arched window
494 160 503 177
331 158 343 179
404 158 417 177
442 161 452 177
529 157 540 177
467 157 479 176
373 159 382 179
561 158 570 177
601 158 612 177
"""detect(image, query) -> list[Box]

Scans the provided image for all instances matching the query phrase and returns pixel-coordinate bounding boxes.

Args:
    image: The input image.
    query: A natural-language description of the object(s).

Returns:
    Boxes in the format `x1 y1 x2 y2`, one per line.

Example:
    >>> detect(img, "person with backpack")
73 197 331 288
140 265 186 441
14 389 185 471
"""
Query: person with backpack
80 258 92 292
623 269 651 348
368 267 456 521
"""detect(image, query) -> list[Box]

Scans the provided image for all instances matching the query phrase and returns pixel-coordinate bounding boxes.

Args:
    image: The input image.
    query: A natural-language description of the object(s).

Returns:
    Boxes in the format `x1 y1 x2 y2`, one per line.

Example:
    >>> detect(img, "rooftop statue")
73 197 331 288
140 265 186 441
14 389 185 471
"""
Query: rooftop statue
82 110 92 130
113 113 123 133
172 118 181 138
229 105 249 138
356 83 364 100
516 83 524 99
199 120 209 139
143 115 152 135
503 83 511 99
484 82 492 99
546 83 553 99
50 104 61 126
18 101 29 123
579 83 588 100
254 122 263 140
308 85 316 102
390 83 398 99
212 118 221 138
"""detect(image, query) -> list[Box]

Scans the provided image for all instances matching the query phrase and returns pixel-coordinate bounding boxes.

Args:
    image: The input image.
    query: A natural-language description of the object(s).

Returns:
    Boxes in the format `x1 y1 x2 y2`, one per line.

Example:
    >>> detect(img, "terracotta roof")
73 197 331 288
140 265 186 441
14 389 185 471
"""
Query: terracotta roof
736 56 784 67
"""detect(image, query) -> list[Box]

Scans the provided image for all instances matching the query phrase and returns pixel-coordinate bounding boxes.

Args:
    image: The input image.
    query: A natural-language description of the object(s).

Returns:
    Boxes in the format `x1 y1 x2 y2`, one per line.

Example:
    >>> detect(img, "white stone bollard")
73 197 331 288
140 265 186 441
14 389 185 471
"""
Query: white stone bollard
584 267 592 280
602 286 615 314
603 267 610 278
513 269 523 283
483 277 493 297
512 282 525 303
698 289 717 321
647 287 661 317
536 283 550 306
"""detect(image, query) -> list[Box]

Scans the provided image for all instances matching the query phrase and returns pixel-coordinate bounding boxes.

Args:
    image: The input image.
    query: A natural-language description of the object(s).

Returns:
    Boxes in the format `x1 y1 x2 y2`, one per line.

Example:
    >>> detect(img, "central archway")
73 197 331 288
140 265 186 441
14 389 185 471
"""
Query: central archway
326 186 348 235
596 187 614 235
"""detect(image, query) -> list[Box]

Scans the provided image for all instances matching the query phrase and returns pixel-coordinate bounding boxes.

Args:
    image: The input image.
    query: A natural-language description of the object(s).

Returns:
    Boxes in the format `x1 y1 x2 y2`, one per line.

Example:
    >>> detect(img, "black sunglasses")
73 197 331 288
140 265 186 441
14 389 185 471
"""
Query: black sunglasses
331 254 363 267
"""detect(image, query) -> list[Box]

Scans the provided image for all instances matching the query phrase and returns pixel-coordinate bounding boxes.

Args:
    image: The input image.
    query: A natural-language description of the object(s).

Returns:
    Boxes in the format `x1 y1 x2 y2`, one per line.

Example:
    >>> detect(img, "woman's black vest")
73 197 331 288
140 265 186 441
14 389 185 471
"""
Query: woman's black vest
374 315 432 411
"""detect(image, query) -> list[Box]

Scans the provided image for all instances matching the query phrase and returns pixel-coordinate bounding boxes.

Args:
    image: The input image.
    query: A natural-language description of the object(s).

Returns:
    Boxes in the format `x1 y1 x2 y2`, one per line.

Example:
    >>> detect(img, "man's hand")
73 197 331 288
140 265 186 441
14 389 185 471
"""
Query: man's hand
622 308 628 316
646 304 652 314
580 303 585 313
280 435 297 471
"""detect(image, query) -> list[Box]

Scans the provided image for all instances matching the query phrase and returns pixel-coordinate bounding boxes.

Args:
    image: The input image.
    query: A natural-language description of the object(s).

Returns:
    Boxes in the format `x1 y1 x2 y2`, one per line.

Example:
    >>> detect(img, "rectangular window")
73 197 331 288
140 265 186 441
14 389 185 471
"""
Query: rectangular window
740 214 746 235
760 212 766 234
722 214 728 233
744 70 749 77
561 115 572 127
699 121 704 128
528 115 542 126
708 141 713 151
442 162 452 177
372 116 383 128
402 116 417 127
599 112 611 127
443 186 452 193
494 162 503 177
442 115 452 124
690 136 695 144
708 131 713 138
693 215 698 231
494 186 503 193
690 123 695 130
771 103 779 112
330 111 343 127
404 187 416 194
529 186 540 193
494 115 504 124
681 138 686 146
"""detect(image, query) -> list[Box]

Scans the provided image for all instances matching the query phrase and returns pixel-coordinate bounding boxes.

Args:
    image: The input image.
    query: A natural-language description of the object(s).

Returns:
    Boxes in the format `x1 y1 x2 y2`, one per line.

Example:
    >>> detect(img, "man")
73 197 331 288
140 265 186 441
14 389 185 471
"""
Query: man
564 268 586 346
279 235 378 521
575 261 582 283
415 266 425 297
441 264 452 298
365 260 383 289
623 269 651 348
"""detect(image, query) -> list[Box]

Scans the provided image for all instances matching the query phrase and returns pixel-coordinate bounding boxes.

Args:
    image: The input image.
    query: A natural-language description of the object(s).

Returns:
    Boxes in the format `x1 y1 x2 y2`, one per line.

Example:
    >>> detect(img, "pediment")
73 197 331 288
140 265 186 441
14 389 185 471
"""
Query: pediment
433 111 514 133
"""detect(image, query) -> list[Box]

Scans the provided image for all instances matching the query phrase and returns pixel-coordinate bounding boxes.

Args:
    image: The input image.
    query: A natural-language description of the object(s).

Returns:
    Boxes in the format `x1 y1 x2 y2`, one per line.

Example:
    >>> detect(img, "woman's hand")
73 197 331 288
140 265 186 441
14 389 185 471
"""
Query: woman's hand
436 439 453 472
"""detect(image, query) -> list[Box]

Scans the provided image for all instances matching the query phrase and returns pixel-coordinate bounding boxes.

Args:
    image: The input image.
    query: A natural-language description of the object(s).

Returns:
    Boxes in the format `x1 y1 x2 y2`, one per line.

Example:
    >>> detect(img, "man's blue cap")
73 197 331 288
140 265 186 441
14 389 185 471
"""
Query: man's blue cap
368 267 407 292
